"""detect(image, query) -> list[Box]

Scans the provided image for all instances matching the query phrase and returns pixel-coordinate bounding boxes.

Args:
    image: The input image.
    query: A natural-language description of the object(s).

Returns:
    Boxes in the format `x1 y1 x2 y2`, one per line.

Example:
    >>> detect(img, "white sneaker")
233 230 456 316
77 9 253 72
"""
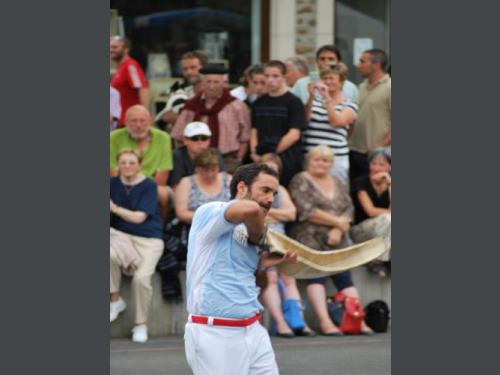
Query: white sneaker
132 324 148 343
110 298 126 323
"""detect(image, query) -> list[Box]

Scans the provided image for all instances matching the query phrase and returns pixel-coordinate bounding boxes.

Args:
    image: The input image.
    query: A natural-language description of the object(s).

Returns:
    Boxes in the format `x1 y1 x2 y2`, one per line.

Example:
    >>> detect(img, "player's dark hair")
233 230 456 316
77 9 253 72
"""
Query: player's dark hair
230 164 279 199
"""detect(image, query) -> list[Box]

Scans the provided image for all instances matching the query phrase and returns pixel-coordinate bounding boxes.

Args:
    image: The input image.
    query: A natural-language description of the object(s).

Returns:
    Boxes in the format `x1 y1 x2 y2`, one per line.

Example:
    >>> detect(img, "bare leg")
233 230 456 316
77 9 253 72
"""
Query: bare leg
261 269 293 335
306 283 341 334
157 186 170 224
110 292 120 302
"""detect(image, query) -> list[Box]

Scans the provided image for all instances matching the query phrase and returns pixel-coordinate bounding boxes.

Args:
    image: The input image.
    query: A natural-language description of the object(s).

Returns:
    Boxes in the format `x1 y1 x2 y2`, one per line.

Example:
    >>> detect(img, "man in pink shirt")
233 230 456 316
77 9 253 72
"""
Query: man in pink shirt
110 36 150 127
171 65 250 174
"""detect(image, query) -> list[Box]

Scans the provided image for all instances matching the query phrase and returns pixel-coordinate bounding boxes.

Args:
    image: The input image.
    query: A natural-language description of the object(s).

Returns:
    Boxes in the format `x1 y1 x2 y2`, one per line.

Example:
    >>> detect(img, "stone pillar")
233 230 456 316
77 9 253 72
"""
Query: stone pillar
269 0 296 60
294 0 317 67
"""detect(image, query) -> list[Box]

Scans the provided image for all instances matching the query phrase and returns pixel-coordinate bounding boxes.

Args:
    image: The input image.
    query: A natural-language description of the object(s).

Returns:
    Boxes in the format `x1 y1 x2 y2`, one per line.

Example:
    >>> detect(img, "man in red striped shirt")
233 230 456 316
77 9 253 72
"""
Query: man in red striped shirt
110 36 150 127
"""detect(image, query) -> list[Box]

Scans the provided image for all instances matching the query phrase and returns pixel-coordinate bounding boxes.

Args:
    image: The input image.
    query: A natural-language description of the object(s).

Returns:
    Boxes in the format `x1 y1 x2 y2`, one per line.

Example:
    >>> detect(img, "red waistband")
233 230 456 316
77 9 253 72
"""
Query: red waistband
189 312 262 327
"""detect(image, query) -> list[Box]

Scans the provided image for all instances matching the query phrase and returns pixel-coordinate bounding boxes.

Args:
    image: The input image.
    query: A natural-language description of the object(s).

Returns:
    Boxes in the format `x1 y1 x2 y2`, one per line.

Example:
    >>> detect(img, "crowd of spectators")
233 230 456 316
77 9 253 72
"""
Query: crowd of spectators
109 36 391 343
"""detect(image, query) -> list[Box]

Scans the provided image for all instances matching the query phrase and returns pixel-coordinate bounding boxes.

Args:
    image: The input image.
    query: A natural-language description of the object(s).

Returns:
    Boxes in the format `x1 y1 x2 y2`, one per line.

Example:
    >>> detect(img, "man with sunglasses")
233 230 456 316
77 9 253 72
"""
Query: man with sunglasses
168 122 226 188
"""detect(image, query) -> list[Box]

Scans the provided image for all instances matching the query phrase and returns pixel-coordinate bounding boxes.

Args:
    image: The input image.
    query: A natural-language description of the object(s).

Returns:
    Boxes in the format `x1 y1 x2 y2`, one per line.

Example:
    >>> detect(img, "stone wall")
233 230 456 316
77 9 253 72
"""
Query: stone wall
295 0 317 68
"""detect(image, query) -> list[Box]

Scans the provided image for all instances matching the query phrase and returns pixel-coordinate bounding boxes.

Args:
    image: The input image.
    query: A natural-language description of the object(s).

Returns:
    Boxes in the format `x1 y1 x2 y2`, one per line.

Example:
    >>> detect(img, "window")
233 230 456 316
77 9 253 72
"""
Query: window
335 0 391 84
110 0 254 83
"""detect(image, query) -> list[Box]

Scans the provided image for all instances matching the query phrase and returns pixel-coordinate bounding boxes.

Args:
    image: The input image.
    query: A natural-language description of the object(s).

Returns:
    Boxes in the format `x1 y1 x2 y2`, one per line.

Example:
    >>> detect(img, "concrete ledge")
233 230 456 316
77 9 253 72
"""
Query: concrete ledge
110 267 390 338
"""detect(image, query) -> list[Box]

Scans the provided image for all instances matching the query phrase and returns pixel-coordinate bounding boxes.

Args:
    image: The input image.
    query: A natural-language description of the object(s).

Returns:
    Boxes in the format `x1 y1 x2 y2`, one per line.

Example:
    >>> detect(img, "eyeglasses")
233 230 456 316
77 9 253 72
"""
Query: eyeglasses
188 136 210 142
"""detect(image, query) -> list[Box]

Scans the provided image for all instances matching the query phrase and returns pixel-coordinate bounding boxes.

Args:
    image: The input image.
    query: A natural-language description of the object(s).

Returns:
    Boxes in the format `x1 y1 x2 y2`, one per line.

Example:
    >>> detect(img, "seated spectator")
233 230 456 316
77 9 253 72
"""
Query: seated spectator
110 85 121 131
110 105 173 222
168 121 226 188
171 64 251 174
350 148 391 277
109 149 164 343
288 145 373 335
260 153 315 338
303 63 357 188
250 60 306 187
174 148 232 226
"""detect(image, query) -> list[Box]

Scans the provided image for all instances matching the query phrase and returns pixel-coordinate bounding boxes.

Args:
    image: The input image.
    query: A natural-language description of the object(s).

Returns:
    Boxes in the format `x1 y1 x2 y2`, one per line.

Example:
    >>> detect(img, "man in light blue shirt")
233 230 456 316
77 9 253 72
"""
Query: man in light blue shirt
184 163 297 375
292 44 358 104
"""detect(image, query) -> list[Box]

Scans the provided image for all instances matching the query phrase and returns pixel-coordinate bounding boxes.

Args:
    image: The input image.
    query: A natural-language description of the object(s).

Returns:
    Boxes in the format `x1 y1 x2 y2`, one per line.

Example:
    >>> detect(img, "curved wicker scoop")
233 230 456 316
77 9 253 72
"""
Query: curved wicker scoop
265 229 388 279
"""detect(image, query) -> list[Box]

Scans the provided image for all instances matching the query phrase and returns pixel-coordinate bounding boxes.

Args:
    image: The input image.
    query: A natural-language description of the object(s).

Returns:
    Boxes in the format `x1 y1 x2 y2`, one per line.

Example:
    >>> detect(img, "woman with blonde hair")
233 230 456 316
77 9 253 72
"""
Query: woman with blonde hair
303 63 358 188
288 145 373 335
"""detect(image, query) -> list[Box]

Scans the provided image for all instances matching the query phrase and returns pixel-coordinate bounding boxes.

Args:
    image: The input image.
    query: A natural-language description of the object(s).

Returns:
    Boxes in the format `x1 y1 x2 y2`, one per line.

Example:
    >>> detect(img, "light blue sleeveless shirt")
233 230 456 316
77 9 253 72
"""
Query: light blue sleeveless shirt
186 200 263 318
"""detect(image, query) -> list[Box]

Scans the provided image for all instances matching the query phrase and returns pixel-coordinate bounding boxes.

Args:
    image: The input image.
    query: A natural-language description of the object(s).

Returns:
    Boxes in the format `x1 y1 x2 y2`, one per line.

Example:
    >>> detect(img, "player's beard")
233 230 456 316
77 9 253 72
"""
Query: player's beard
244 191 272 214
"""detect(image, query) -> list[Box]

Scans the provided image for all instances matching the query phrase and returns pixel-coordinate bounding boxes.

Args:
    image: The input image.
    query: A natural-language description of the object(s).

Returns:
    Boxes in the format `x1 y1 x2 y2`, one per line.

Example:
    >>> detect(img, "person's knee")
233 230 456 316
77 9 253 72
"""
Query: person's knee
339 286 359 299
266 270 279 285
110 251 120 265
157 186 170 205
380 212 391 226
281 274 297 288
132 273 153 290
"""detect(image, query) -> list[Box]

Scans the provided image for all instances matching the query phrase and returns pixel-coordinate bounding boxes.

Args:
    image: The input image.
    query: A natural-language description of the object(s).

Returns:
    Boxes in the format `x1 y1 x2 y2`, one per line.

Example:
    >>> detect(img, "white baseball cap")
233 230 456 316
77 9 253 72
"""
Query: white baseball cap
183 122 212 138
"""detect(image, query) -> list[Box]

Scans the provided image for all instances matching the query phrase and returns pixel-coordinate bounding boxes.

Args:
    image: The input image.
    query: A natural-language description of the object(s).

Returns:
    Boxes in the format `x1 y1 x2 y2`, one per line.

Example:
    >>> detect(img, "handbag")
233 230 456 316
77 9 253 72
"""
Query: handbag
364 300 390 332
327 292 366 334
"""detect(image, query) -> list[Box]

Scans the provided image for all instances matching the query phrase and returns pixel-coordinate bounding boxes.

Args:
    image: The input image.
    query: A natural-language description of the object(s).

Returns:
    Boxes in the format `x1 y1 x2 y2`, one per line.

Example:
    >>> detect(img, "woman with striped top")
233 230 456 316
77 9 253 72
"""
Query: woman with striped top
303 63 357 187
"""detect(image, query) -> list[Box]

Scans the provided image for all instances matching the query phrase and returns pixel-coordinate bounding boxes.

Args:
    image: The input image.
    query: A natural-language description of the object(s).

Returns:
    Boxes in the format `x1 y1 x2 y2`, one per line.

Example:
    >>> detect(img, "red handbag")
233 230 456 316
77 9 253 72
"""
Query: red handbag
334 292 366 334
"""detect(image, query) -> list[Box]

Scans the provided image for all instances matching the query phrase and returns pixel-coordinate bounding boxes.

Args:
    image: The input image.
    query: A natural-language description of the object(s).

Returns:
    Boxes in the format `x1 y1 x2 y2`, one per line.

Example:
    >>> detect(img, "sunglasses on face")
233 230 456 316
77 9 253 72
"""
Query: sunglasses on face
189 136 210 142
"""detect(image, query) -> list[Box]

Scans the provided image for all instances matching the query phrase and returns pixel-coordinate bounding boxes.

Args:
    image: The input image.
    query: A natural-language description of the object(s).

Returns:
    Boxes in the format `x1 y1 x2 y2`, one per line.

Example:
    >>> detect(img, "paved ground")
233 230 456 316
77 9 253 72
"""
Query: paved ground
110 332 391 375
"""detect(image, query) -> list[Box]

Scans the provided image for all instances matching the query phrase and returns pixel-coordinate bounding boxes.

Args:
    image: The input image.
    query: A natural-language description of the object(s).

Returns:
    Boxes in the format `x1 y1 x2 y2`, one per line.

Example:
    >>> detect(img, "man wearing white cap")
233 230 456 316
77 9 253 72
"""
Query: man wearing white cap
168 121 226 187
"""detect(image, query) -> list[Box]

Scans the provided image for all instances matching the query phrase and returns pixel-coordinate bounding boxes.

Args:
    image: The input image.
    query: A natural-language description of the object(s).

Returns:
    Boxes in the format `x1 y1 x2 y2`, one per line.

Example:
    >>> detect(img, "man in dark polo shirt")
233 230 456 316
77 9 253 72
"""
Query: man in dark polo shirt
168 121 226 187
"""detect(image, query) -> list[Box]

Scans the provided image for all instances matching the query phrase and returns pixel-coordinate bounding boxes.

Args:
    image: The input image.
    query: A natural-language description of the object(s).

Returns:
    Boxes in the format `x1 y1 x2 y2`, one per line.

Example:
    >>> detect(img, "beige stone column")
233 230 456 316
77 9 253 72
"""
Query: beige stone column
270 0 296 60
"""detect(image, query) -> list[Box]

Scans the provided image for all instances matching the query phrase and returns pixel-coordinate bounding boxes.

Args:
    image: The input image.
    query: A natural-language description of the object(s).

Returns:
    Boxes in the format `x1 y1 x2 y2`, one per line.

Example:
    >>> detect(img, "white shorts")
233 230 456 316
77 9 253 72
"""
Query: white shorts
184 320 279 375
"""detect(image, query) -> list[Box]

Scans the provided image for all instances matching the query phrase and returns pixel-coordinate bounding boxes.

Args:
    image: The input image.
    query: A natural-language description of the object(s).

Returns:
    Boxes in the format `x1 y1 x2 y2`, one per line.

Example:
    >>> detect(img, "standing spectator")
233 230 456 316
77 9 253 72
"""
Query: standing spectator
171 65 251 174
284 56 309 88
110 36 150 127
110 105 173 222
249 65 268 102
292 45 358 104
303 63 357 188
349 49 391 183
250 60 306 187
168 121 226 188
110 149 164 343
230 64 266 106
110 85 121 131
156 51 208 131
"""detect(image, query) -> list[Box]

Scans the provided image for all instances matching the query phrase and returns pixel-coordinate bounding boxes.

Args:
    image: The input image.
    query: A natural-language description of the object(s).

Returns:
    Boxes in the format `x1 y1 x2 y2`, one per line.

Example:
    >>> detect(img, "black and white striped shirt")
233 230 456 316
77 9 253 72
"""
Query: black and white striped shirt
302 98 358 156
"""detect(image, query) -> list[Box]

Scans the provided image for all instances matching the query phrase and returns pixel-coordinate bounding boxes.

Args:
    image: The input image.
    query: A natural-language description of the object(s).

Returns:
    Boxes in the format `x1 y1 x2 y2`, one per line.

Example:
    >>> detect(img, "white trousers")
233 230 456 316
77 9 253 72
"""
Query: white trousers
184 321 279 375
329 154 350 190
